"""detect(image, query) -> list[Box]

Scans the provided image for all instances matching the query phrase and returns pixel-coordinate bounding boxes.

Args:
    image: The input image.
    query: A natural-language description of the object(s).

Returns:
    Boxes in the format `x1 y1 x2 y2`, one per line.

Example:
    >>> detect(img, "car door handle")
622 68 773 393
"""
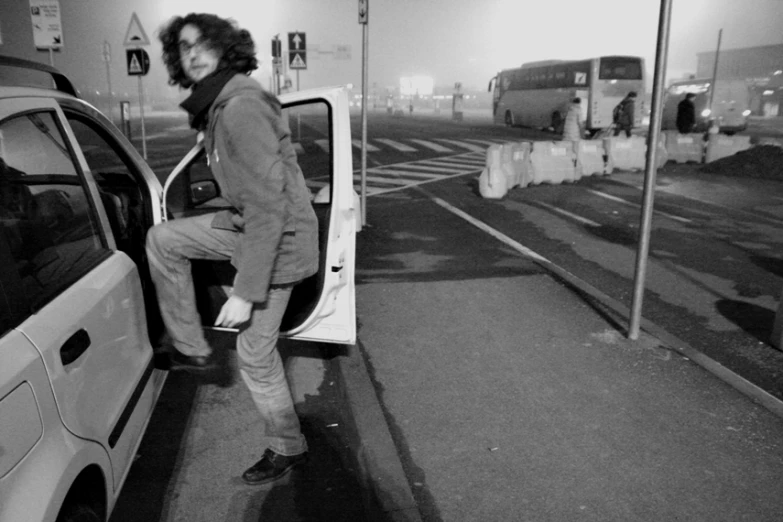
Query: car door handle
60 329 91 366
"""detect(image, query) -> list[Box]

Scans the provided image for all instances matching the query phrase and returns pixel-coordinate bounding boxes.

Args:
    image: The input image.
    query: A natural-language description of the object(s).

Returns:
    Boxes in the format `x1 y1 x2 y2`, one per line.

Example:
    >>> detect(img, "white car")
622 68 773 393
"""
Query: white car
0 55 356 522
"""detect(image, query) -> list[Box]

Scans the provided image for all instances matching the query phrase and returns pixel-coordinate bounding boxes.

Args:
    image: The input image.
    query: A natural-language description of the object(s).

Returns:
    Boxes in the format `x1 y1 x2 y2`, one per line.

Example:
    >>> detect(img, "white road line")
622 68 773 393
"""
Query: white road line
315 139 330 153
352 139 380 152
408 139 454 153
587 189 693 223
434 139 486 153
353 175 413 185
535 202 601 227
374 138 418 152
415 159 484 169
292 142 305 155
367 169 442 179
397 164 479 174
366 170 478 196
464 138 507 147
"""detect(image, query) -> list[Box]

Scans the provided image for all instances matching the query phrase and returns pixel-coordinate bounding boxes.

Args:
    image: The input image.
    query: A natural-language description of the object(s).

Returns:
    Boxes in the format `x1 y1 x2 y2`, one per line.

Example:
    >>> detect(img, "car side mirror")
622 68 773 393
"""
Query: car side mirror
190 180 218 205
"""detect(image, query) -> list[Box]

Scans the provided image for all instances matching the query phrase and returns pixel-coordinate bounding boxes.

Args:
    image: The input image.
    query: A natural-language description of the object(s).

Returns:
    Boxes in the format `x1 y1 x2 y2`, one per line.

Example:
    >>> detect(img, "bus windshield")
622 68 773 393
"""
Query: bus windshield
599 58 643 80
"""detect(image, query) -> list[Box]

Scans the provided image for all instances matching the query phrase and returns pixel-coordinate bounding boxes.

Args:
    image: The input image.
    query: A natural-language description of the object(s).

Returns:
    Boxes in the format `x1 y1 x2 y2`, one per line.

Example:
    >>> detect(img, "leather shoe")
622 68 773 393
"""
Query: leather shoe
168 350 218 373
242 449 308 485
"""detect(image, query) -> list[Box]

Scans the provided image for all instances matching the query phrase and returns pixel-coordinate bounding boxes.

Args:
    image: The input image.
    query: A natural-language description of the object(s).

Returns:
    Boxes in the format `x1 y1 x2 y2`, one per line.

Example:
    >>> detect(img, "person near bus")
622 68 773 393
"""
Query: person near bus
613 91 637 138
149 12 318 485
562 97 585 141
676 93 696 134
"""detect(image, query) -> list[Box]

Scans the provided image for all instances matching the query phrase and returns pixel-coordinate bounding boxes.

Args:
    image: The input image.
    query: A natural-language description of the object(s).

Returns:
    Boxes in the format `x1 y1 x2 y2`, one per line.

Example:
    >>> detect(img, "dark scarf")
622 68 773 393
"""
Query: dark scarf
180 68 237 130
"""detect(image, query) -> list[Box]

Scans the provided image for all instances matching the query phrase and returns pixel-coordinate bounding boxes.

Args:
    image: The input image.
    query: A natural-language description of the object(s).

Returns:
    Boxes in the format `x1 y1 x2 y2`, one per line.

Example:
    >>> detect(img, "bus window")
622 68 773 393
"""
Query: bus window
599 58 642 80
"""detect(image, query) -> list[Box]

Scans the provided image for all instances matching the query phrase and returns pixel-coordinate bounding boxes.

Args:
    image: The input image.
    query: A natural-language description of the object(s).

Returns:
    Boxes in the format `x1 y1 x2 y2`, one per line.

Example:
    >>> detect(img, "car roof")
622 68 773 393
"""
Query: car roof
0 55 78 98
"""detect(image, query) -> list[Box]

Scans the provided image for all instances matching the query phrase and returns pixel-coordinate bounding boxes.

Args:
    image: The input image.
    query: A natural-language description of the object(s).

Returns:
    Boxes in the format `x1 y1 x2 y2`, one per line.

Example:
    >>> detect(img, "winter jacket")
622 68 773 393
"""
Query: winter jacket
563 103 583 141
204 74 319 303
615 97 636 129
676 98 696 134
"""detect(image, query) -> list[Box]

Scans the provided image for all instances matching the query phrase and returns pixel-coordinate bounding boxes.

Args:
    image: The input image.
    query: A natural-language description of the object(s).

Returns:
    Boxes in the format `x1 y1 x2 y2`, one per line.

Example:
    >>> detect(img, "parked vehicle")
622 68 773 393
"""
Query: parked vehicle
0 55 356 522
661 78 751 134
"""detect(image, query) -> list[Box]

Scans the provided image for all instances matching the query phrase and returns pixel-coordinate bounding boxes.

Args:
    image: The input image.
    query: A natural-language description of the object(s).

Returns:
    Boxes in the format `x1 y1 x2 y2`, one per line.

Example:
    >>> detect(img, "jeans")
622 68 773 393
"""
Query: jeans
146 213 307 456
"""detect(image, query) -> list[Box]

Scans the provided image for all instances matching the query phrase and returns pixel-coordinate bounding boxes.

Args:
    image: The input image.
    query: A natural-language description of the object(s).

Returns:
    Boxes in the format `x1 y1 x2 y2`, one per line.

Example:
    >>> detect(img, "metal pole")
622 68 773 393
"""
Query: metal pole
708 29 723 114
297 70 300 91
138 75 147 160
360 17 369 226
49 48 54 66
628 0 673 340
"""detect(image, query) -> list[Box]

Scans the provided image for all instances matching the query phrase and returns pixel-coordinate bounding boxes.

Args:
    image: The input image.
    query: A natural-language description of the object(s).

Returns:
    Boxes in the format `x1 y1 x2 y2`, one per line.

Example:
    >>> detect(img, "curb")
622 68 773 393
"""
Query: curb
337 342 423 522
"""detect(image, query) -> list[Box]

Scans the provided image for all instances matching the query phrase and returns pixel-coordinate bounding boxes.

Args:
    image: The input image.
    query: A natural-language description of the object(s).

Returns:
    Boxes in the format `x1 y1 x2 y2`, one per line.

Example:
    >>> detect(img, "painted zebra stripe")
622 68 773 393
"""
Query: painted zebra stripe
408 139 454 153
352 139 381 152
314 139 330 153
433 139 486 153
374 138 418 152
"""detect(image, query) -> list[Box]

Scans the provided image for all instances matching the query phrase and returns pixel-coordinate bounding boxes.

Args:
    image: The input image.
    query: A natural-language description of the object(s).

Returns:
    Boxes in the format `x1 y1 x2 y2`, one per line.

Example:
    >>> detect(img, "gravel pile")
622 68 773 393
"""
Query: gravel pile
700 144 783 181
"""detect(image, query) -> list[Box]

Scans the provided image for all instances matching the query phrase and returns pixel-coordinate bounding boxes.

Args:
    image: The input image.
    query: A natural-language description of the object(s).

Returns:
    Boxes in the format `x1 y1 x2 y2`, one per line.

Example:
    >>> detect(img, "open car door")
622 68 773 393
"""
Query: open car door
162 86 356 344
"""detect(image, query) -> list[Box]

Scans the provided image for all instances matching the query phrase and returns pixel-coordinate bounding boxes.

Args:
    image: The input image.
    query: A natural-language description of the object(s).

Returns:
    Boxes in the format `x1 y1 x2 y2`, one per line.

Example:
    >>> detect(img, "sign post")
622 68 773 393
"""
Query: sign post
271 36 282 94
359 0 369 227
123 12 151 160
103 41 114 123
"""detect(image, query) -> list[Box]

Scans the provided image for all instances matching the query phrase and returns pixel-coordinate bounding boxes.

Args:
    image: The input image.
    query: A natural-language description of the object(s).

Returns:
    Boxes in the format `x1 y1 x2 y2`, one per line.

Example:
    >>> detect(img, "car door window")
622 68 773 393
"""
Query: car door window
64 113 150 266
0 111 108 318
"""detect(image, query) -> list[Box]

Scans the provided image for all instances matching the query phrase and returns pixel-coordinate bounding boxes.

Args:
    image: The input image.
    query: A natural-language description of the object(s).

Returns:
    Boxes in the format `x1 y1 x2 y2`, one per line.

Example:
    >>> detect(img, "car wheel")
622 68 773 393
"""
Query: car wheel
57 503 101 522
504 111 514 127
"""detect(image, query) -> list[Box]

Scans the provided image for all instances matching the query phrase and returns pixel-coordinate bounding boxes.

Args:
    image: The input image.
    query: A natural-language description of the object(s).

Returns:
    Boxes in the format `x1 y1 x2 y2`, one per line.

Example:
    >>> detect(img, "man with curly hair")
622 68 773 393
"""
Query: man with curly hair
146 13 318 485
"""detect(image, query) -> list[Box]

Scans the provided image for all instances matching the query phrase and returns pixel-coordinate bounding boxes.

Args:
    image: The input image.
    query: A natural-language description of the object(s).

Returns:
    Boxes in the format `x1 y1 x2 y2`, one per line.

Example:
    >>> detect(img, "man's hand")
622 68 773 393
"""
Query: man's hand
215 294 253 328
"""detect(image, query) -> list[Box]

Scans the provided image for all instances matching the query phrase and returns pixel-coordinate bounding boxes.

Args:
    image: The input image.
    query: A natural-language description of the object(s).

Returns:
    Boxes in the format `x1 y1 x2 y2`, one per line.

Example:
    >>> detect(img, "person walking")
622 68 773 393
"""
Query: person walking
676 93 696 134
148 13 318 485
613 91 637 138
562 97 585 141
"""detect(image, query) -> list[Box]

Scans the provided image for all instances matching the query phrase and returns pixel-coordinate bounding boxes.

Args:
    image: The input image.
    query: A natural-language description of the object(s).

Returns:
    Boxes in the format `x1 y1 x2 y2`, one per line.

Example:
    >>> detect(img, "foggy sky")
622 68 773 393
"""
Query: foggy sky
4 0 783 98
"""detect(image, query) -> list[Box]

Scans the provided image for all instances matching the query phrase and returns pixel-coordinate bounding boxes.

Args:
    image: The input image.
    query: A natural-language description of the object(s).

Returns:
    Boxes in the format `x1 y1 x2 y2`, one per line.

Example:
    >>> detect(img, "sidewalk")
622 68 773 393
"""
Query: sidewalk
343 188 783 521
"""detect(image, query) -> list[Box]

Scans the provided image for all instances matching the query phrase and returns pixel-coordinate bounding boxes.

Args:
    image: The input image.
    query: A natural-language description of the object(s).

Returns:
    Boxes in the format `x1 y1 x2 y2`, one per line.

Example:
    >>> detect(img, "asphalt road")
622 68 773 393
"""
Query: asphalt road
112 107 783 520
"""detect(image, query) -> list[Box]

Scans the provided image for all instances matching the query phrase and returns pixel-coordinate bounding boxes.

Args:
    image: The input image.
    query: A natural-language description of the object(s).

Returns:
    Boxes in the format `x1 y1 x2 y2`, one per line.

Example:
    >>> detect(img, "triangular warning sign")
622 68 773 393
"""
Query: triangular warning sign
129 54 142 74
124 13 150 46
290 53 306 69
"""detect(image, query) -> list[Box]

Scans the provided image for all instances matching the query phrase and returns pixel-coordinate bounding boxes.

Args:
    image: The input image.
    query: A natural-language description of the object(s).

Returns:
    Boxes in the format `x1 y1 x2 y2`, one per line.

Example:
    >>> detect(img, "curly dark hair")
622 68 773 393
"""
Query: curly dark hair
159 13 258 89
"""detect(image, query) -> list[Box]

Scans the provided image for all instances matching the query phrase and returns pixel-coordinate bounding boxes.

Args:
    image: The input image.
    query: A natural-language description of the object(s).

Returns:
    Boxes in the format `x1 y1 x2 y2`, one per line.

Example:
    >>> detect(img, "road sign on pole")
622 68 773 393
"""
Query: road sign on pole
123 12 150 47
288 32 307 70
30 0 63 49
126 49 150 76
358 0 369 24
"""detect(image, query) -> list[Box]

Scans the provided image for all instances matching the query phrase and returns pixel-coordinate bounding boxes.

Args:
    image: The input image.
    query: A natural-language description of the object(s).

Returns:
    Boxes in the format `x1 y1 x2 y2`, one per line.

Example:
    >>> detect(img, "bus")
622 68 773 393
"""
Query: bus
661 78 750 134
488 55 646 135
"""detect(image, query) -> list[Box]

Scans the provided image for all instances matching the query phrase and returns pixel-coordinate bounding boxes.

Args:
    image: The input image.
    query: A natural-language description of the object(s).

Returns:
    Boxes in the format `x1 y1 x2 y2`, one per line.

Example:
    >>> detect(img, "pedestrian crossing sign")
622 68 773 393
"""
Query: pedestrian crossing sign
290 51 307 70
126 48 150 76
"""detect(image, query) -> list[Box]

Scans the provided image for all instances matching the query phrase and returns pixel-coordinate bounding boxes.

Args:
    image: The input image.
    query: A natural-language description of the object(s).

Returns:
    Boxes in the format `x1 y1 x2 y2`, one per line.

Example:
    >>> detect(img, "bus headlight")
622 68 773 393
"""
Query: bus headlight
701 109 712 117
742 110 751 117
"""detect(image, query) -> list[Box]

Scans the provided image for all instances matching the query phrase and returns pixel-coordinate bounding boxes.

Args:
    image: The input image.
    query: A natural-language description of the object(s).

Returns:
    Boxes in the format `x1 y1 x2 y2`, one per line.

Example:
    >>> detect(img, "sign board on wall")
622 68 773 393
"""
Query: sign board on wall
29 0 63 49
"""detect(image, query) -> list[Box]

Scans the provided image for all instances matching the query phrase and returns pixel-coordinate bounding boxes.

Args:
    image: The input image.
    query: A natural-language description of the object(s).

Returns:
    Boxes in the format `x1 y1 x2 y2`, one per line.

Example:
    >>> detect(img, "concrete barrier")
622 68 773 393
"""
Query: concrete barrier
499 143 520 189
604 136 646 172
573 140 608 177
530 141 577 185
509 142 533 188
704 134 752 163
664 131 704 164
479 144 508 199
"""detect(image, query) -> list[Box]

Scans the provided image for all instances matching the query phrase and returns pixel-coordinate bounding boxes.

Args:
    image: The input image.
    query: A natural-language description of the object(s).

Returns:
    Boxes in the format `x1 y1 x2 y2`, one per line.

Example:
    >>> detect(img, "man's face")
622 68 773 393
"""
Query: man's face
179 24 221 83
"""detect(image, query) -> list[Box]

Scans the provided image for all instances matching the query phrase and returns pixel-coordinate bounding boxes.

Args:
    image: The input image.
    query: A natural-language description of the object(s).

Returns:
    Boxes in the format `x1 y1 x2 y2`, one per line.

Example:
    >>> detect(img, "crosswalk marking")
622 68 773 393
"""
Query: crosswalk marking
432 139 486 153
408 139 454 153
399 163 479 174
365 169 442 179
374 138 418 152
352 139 380 151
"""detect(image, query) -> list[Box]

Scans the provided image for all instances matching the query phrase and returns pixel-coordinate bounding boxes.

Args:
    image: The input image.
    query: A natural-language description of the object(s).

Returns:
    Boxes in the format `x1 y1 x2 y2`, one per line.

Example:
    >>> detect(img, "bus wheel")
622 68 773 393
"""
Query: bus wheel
504 111 514 127
551 111 564 133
